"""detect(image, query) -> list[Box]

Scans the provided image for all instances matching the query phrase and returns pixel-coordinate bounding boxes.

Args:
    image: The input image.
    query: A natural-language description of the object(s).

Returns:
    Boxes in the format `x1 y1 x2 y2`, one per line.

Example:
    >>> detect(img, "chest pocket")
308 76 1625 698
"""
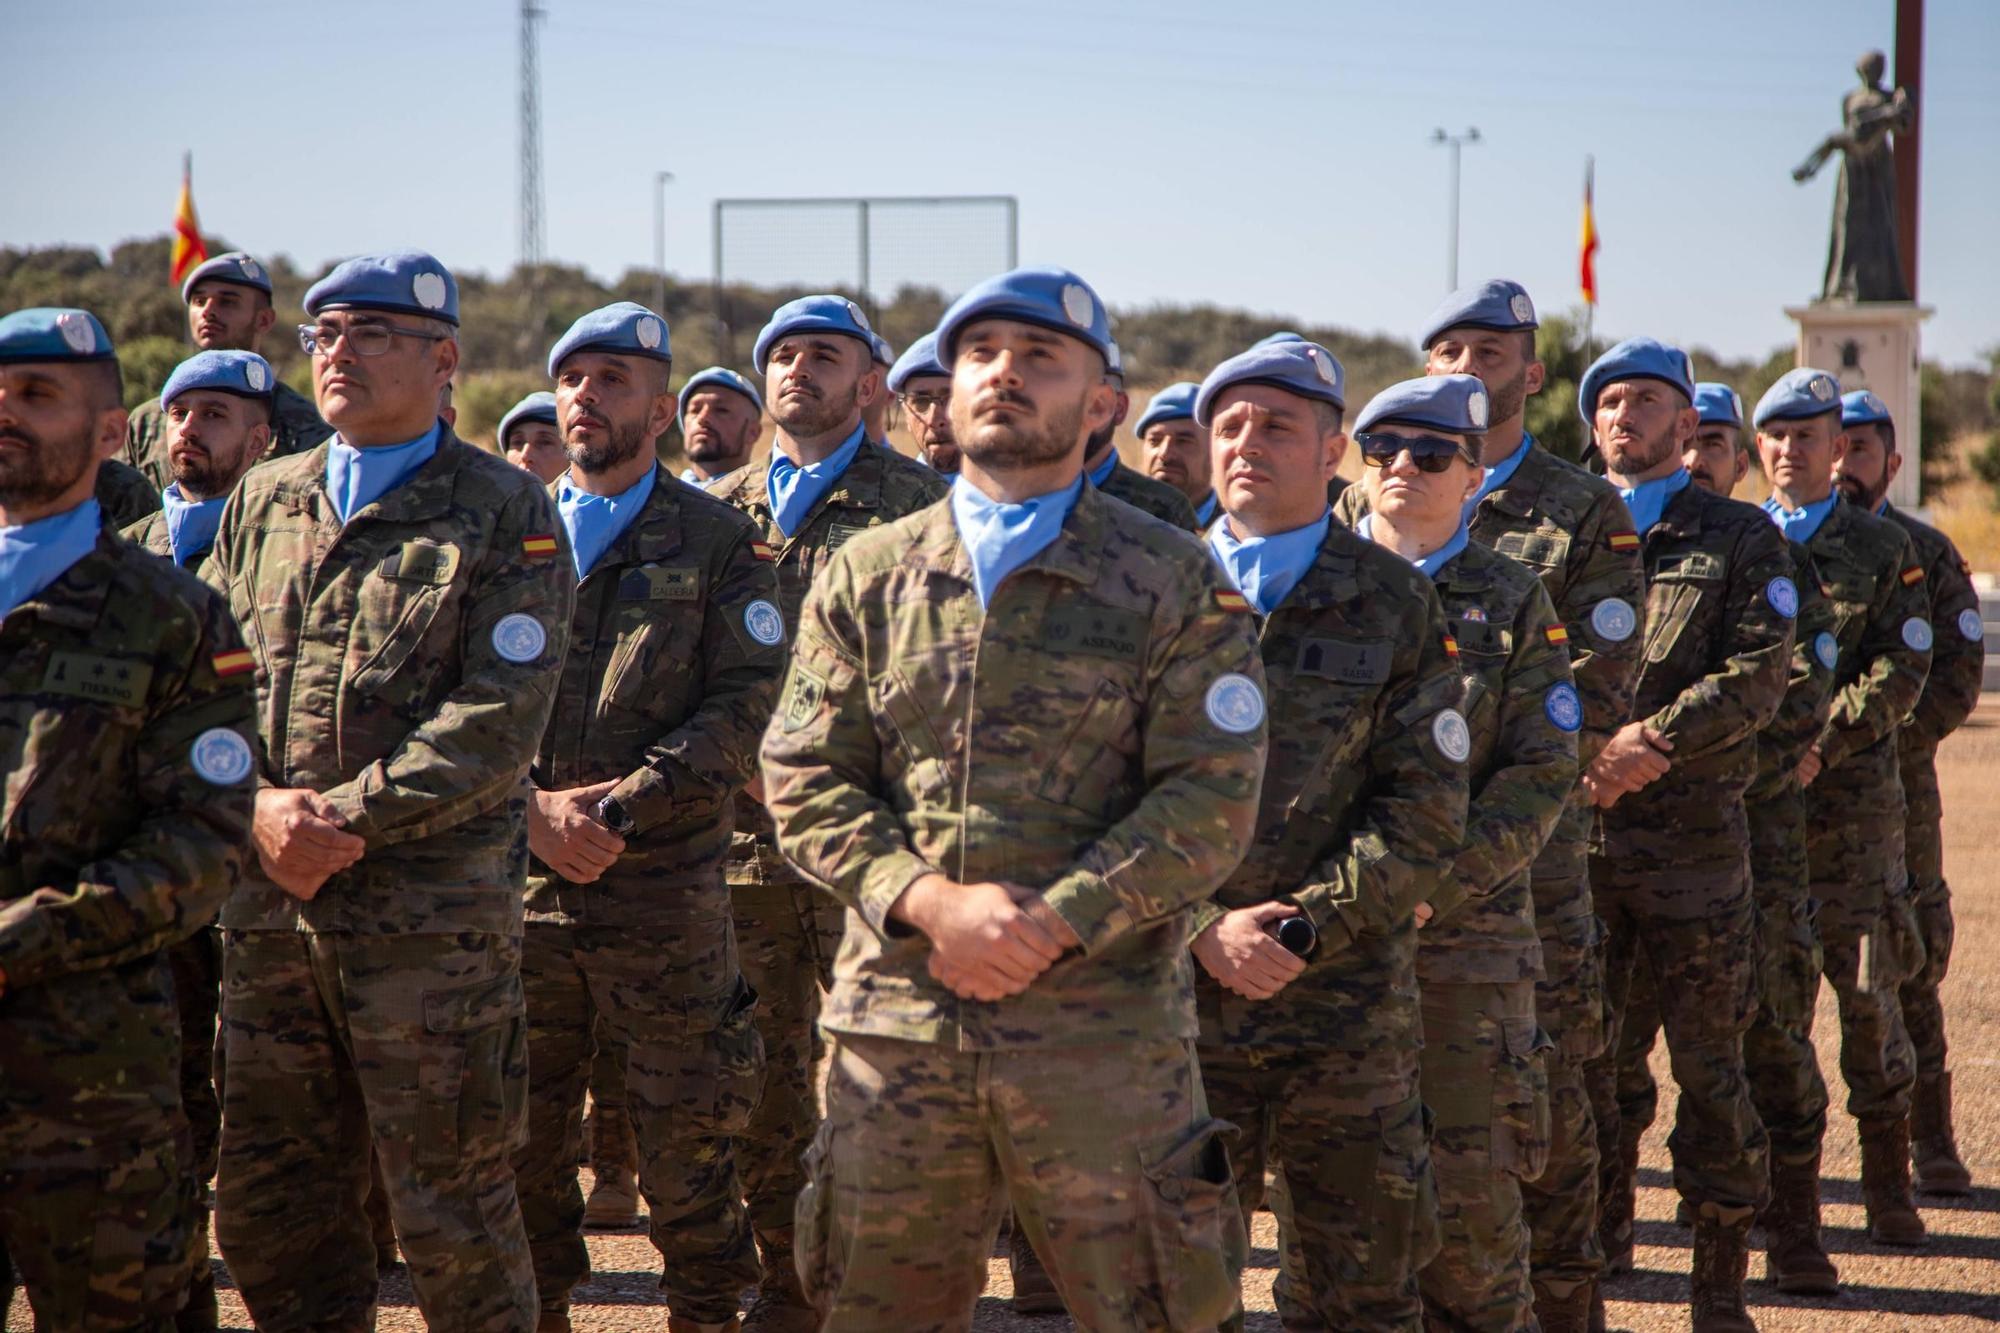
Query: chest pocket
1264 635 1389 831
599 565 703 719
1642 550 1724 666
349 541 463 705
1492 528 1571 574
4 648 152 846
873 665 956 803
1817 562 1878 640
1035 677 1142 812
1450 619 1509 744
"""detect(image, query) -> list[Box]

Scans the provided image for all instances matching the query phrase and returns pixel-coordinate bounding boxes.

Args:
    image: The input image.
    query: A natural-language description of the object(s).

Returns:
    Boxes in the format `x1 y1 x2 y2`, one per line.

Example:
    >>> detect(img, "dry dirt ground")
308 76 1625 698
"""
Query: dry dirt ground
15 707 2000 1331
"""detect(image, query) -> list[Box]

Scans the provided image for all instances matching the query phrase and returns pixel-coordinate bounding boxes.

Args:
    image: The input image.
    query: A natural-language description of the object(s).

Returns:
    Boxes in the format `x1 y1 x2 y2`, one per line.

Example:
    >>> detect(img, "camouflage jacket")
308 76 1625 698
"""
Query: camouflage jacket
125 379 332 492
527 465 784 929
1882 503 1983 757
712 439 949 882
1097 455 1200 531
1595 484 1793 890
204 430 575 936
1420 539 1578 986
1747 540 1838 803
120 508 211 580
1193 522 1468 1064
761 483 1268 1049
1 525 255 1149
95 457 161 531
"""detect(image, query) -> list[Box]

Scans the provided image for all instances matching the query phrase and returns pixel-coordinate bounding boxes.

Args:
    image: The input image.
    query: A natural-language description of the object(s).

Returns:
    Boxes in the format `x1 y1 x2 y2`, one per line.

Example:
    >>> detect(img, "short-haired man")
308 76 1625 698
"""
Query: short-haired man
1082 343 1200 530
1136 381 1214 526
677 366 763 487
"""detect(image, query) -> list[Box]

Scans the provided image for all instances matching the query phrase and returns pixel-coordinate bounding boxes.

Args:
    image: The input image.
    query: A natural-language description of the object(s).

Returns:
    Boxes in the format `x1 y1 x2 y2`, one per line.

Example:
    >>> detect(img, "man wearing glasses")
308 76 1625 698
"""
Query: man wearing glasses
203 251 574 1332
887 332 958 475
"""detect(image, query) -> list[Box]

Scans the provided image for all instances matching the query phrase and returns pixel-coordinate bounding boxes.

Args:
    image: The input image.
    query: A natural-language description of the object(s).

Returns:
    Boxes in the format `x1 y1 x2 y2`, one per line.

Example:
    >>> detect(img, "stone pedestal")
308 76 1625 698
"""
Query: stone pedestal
1783 300 1933 509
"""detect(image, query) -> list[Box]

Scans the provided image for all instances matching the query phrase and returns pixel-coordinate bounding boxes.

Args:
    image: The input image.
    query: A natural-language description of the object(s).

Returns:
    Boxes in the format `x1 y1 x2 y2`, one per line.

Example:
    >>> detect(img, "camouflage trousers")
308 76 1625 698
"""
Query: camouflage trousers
1418 981 1550 1333
1200 1043 1437 1331
1807 814 1920 1125
588 1024 629 1124
1897 755 1954 1078
732 877 830 1267
2 1136 188 1333
514 920 764 1324
1583 861 1769 1216
1616 793 1830 1163
1519 876 1608 1297
214 929 536 1333
798 1033 1245 1333
166 928 223 1330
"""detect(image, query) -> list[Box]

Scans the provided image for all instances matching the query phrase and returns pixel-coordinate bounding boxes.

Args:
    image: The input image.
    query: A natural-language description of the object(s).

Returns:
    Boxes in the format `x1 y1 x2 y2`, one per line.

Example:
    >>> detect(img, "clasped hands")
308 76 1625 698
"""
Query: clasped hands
1582 721 1674 808
891 873 1082 1002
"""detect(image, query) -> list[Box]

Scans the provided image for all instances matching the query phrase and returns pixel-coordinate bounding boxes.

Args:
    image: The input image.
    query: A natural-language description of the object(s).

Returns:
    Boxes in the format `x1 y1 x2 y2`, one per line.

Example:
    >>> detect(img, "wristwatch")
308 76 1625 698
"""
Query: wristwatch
595 795 636 836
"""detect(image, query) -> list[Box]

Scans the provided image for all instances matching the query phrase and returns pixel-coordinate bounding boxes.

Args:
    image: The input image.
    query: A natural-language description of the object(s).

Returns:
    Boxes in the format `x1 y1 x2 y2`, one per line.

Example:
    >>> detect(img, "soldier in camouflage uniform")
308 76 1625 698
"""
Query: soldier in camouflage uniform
125 253 332 490
710 293 947 1329
1338 280 1645 1330
1754 369 1934 1249
116 348 277 1329
1193 346 1468 1330
1833 389 1986 1197
1576 340 1793 1333
1136 382 1218 528
1609 383 1842 1295
1082 343 1201 530
761 267 1267 1333
1348 375 1578 1332
509 304 785 1333
0 307 257 1332
886 333 959 476
203 253 574 1332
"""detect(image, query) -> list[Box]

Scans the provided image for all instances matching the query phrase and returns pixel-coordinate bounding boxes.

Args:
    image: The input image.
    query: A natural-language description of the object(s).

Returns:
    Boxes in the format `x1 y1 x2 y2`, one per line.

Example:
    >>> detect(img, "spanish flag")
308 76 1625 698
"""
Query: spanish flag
1579 156 1599 307
169 153 207 287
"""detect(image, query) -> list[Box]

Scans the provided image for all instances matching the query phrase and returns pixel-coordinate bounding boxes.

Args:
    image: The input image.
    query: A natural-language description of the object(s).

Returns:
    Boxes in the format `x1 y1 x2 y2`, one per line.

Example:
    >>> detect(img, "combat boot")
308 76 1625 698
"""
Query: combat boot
584 1101 641 1229
1761 1153 1838 1294
1912 1071 1974 1196
740 1233 819 1333
1007 1219 1064 1315
1689 1206 1758 1333
1530 1277 1594 1333
1859 1115 1927 1245
1599 1117 1643 1275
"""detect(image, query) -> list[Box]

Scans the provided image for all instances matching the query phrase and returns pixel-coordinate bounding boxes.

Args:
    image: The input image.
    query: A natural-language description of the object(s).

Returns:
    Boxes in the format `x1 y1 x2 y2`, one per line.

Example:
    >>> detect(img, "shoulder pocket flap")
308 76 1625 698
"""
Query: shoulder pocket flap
1295 636 1393 684
424 969 526 1033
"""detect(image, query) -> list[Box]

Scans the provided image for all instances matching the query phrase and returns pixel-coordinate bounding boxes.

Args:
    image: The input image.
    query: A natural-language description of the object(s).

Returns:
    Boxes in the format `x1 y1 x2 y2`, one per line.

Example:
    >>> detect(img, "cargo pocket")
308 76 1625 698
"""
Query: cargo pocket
1491 1018 1553 1182
673 978 767 1137
1137 1117 1246 1331
417 967 529 1170
793 1119 841 1311
1035 678 1139 813
1357 1095 1440 1286
1554 910 1609 1062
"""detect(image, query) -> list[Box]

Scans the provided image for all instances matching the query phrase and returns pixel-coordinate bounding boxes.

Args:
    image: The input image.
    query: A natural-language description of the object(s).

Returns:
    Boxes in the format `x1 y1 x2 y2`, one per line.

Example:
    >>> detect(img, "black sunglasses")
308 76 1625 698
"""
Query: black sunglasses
1356 432 1470 473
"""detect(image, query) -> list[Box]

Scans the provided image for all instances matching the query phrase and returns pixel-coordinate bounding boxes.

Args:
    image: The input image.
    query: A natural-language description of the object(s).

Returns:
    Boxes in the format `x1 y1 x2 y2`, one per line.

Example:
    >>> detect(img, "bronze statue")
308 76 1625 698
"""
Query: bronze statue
1793 50 1914 302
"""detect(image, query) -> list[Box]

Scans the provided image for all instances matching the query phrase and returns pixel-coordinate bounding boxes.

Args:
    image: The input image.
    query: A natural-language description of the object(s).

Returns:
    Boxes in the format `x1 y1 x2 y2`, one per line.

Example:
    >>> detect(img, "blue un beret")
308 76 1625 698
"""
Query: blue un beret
677 367 763 420
0 307 116 364
546 302 671 378
1753 368 1843 429
305 250 459 326
1355 374 1491 437
886 332 947 394
1134 381 1200 437
1578 337 1697 422
498 391 559 447
1252 330 1306 348
1841 388 1892 428
1693 382 1744 429
935 266 1116 367
161 350 276 407
752 295 876 374
1194 340 1346 427
1419 278 1538 350
180 251 273 303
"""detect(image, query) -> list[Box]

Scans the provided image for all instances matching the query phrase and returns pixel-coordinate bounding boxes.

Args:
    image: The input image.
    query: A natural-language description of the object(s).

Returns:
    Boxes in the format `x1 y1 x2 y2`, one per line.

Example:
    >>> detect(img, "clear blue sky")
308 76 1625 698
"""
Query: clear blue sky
5 1 1997 365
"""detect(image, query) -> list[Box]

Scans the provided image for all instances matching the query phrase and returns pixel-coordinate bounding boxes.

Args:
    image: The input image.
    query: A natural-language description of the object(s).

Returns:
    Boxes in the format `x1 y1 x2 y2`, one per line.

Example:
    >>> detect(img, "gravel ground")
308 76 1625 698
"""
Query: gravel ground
14 706 2000 1331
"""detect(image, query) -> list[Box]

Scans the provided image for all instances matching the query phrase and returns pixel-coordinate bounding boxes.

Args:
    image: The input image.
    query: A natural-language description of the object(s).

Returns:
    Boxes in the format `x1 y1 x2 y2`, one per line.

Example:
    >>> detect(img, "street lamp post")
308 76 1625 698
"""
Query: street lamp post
1430 127 1481 291
653 170 675 315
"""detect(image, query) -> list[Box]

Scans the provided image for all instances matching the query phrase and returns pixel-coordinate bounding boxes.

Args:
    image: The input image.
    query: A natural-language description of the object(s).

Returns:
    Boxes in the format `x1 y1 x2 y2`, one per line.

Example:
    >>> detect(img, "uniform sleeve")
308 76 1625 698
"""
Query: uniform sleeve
0 595 255 988
1818 529 1932 773
1648 520 1793 761
319 484 576 845
1440 583 1579 921
1286 589 1469 953
1038 573 1269 955
1757 564 1839 781
1556 489 1647 768
608 527 786 832
1902 537 1984 751
761 557 940 935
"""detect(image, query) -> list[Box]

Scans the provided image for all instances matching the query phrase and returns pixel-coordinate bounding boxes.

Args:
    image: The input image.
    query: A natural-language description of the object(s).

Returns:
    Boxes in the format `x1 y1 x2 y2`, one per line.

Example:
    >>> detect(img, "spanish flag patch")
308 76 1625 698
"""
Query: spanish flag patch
1900 566 1924 586
1544 625 1570 646
749 540 776 563
522 533 559 559
1608 530 1640 552
1443 635 1460 658
1215 589 1251 614
213 649 255 678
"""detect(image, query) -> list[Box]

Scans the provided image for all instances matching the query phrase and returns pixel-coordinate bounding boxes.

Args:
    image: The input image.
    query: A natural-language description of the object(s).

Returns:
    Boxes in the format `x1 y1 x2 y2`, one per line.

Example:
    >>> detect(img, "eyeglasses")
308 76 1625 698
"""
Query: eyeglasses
901 391 950 418
1355 431 1471 474
297 321 449 357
